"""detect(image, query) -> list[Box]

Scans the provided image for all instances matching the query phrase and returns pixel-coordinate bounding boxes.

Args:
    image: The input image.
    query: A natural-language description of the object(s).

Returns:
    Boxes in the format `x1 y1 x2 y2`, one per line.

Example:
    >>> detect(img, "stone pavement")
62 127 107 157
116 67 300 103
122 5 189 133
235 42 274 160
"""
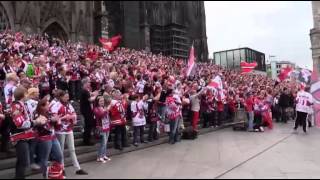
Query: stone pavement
28 122 320 179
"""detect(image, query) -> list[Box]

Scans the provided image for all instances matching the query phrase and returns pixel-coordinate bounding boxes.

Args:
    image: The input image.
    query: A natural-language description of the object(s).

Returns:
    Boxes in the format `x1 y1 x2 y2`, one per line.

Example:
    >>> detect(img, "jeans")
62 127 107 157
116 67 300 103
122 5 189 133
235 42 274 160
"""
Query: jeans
133 126 145 144
98 131 110 158
247 111 254 131
37 138 63 178
29 139 38 165
157 105 166 123
169 120 179 144
15 140 31 179
56 132 81 171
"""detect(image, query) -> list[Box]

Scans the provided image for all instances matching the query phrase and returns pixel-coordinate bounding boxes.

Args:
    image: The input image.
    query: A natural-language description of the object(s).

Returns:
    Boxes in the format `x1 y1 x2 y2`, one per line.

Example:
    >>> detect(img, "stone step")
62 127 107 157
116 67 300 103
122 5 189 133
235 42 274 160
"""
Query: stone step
0 121 242 179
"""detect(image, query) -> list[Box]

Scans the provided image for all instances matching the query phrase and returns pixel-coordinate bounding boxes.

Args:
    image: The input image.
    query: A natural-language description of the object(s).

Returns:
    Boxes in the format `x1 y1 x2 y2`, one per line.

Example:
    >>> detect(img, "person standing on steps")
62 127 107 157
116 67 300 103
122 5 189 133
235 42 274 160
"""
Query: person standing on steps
80 78 99 146
51 90 88 176
294 85 313 134
93 95 112 163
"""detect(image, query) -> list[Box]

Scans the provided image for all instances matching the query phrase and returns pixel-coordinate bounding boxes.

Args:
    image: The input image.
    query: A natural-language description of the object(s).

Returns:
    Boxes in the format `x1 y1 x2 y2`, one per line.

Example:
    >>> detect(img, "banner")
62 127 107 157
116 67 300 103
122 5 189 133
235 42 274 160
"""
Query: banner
240 61 257 73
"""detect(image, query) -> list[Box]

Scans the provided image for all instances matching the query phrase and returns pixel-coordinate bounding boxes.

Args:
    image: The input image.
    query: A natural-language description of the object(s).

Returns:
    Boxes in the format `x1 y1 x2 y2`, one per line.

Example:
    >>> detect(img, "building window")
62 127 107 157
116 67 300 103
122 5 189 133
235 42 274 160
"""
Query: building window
220 52 227 68
233 50 240 68
227 51 234 68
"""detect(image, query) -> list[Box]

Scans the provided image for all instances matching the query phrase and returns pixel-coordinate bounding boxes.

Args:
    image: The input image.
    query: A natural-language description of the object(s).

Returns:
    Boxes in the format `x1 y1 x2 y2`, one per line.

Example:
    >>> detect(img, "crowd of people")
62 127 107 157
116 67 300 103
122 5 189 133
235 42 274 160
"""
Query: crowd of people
0 30 313 179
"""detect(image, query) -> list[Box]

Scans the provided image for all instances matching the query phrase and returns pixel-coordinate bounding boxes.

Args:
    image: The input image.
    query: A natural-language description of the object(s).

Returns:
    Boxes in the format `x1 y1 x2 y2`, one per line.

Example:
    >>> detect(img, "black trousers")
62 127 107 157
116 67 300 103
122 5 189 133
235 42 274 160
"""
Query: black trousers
148 121 159 141
281 107 288 123
83 114 94 144
114 125 128 148
0 115 11 152
203 112 214 128
294 111 308 132
217 111 223 126
69 80 81 101
15 140 31 179
133 125 145 144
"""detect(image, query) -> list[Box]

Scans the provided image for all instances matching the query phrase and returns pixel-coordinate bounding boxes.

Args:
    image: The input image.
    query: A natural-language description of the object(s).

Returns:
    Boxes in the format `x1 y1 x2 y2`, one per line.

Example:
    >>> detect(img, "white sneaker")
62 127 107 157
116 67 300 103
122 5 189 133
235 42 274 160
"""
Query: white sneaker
30 163 41 170
97 158 107 163
259 127 264 132
103 156 111 161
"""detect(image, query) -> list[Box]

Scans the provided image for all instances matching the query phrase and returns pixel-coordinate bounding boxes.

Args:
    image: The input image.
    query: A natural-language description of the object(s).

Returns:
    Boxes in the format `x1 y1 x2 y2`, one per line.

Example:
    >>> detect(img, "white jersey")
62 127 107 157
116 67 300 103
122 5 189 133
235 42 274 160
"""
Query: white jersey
296 91 313 113
25 99 38 119
136 80 146 94
4 83 17 107
131 100 148 127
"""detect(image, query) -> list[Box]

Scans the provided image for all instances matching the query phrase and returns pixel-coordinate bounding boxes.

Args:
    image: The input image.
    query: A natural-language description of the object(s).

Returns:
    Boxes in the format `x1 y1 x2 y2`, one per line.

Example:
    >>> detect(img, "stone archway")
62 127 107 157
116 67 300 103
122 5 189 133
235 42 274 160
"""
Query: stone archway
42 22 69 42
0 3 11 32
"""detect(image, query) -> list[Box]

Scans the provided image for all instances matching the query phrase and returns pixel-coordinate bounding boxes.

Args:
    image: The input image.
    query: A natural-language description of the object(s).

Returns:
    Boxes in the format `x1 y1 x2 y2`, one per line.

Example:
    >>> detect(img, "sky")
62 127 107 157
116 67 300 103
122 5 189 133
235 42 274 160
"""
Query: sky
205 1 313 70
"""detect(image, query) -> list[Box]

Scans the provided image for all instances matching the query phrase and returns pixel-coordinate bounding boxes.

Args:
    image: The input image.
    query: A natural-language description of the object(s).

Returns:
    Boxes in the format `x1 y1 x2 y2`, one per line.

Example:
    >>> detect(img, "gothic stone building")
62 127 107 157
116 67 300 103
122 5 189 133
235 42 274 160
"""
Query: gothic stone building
311 1 320 74
0 1 208 61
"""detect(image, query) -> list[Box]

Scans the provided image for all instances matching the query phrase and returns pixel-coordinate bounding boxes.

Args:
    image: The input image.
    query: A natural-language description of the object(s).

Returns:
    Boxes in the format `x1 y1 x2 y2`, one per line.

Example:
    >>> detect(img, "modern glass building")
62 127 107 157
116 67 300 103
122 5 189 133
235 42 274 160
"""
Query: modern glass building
213 47 266 71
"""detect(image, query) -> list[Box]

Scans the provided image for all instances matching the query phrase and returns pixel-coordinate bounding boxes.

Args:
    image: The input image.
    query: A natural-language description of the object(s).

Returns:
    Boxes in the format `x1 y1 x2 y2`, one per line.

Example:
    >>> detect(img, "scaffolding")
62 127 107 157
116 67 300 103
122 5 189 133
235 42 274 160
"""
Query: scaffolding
150 23 189 59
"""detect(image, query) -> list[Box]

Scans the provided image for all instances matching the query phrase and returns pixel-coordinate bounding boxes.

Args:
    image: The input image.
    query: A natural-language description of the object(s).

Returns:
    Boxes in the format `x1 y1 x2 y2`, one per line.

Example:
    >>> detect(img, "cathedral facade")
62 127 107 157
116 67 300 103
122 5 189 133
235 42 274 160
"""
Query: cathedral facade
0 1 208 61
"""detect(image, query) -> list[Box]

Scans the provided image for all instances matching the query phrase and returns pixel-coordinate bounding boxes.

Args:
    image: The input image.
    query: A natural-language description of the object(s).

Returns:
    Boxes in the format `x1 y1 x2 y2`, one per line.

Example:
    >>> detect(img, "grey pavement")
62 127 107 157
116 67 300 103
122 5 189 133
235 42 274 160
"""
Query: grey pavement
28 122 320 179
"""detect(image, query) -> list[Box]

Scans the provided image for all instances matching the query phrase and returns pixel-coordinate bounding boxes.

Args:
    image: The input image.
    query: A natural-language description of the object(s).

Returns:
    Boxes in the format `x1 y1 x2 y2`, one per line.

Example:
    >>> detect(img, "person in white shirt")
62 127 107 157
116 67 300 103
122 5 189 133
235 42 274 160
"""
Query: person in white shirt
294 85 313 134
131 94 148 146
4 73 18 108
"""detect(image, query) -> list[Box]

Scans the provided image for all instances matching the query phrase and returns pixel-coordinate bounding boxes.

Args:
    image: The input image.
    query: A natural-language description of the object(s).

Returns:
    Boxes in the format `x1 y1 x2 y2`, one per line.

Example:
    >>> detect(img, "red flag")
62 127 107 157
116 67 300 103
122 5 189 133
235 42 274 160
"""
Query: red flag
278 67 293 81
99 35 122 52
240 61 257 73
186 45 195 77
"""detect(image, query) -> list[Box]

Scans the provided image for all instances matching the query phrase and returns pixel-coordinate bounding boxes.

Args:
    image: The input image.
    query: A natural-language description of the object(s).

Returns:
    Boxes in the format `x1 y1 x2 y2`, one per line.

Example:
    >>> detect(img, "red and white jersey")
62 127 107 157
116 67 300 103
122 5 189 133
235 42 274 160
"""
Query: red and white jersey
109 100 126 126
51 102 76 134
296 90 313 113
11 101 33 130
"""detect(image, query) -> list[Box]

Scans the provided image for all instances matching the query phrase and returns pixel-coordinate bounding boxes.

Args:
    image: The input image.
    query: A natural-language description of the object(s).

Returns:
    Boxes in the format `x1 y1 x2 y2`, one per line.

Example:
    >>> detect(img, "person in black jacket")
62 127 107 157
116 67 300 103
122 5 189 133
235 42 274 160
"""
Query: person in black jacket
278 88 290 123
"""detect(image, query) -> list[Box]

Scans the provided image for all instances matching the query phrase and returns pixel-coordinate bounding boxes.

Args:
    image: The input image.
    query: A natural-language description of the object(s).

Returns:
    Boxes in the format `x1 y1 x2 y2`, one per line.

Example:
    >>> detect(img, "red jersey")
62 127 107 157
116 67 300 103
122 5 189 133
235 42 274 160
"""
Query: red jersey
10 101 35 142
93 107 110 132
109 100 126 126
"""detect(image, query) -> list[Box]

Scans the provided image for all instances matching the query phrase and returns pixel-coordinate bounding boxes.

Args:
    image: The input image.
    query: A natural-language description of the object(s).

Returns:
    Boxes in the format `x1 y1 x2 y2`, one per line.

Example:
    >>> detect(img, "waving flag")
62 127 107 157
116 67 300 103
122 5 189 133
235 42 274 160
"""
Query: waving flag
99 35 122 52
186 45 195 77
240 61 257 73
311 64 320 128
298 69 312 84
208 75 223 89
278 66 293 82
